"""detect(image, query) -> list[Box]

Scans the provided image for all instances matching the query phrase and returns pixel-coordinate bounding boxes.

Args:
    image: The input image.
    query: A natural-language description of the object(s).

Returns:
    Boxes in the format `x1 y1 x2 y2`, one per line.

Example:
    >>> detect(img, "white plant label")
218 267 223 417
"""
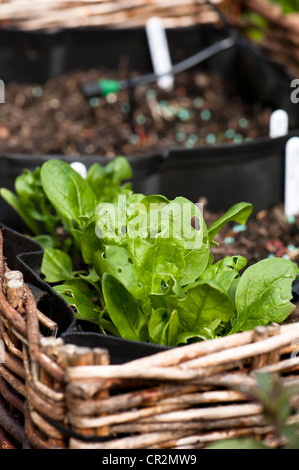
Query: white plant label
269 109 289 138
70 161 87 179
146 16 174 91
285 137 299 217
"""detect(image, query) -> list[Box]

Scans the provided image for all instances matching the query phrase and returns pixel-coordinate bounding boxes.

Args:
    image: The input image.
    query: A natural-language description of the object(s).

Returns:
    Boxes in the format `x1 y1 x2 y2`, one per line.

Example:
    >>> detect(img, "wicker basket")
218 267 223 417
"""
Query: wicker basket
1 230 299 450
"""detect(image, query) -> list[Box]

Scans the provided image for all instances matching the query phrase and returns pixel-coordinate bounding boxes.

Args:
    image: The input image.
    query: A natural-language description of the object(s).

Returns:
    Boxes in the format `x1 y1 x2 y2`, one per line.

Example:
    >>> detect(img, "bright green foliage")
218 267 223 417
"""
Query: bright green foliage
1 158 298 346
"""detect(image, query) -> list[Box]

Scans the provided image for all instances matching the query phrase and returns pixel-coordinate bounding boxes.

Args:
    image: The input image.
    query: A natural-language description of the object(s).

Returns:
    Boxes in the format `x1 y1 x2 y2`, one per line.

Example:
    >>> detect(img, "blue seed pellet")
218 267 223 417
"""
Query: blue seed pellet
238 117 249 128
287 244 297 252
178 108 191 121
89 97 100 107
146 89 157 99
129 134 140 144
224 237 235 245
234 134 243 143
121 103 131 113
186 134 198 148
188 134 198 142
225 129 235 139
159 100 167 107
206 133 216 144
193 97 205 108
186 141 195 148
32 86 43 97
288 215 295 224
176 131 186 142
233 224 247 233
136 114 147 125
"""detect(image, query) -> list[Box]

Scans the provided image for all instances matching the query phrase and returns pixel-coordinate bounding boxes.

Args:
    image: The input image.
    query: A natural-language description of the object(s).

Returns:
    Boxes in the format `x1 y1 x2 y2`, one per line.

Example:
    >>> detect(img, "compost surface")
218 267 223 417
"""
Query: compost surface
0 67 272 157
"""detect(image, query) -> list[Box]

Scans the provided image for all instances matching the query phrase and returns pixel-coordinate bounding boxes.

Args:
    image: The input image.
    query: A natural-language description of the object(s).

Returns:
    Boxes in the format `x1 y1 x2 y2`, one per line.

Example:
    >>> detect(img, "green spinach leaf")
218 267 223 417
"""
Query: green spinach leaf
177 279 235 332
54 284 101 323
208 202 253 242
148 308 179 346
102 273 148 342
41 248 75 283
40 159 97 234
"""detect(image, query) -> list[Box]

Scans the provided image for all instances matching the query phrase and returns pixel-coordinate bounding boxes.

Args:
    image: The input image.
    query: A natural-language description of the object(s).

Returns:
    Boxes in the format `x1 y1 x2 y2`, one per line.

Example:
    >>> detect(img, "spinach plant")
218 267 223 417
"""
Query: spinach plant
1 158 298 346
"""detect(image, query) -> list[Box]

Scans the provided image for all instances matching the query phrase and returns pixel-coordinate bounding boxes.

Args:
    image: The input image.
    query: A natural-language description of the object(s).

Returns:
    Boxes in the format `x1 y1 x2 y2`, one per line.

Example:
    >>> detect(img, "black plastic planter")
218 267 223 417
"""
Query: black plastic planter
0 23 298 228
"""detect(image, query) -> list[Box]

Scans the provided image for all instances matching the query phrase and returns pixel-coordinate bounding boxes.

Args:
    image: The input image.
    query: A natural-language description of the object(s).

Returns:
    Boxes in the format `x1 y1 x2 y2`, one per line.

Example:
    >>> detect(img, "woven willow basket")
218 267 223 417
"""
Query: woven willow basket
1 230 299 449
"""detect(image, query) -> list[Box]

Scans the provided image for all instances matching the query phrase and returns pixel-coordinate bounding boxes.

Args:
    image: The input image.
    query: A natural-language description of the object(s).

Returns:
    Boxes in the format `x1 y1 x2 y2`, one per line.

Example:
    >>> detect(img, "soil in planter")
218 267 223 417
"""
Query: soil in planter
0 67 273 157
203 200 299 268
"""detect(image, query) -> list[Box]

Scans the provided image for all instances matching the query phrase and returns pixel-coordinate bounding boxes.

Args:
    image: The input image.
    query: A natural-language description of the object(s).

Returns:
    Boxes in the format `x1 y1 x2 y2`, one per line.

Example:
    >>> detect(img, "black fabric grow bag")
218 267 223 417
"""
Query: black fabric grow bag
0 23 298 224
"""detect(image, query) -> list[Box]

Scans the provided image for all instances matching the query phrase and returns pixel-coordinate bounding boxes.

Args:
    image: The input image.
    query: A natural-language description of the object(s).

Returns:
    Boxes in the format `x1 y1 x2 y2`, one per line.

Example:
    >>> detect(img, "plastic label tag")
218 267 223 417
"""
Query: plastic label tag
70 161 87 179
285 137 299 217
146 17 174 91
269 109 289 138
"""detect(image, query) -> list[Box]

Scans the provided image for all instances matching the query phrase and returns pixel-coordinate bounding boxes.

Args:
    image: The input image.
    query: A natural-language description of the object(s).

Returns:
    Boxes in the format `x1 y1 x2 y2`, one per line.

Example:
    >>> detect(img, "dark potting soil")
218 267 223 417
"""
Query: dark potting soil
204 201 299 268
0 67 272 157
